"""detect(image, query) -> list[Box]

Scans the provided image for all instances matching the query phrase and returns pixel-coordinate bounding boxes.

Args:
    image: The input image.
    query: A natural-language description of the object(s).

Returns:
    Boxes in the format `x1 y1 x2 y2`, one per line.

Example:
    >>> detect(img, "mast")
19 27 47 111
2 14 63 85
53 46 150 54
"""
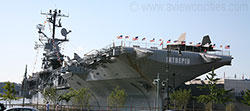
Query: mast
22 65 27 107
40 9 69 40
37 9 71 70
52 9 57 39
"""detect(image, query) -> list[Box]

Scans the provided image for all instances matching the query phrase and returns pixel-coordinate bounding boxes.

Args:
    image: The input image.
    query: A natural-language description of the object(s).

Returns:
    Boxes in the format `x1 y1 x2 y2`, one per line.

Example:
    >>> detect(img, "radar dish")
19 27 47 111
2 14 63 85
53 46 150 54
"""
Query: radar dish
61 28 67 37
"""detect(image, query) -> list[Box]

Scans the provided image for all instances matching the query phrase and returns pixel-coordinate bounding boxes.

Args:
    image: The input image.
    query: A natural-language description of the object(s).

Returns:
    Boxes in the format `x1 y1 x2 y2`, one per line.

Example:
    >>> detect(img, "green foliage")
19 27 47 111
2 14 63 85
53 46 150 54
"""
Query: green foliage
170 89 191 110
107 86 127 110
58 88 75 103
196 68 232 109
0 81 18 104
71 88 91 110
241 89 250 106
43 87 60 104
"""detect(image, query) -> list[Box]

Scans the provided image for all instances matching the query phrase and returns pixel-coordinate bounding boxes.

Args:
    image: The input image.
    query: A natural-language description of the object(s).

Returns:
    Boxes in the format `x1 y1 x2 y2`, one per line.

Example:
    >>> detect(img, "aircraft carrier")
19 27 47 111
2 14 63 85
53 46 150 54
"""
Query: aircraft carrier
24 9 233 110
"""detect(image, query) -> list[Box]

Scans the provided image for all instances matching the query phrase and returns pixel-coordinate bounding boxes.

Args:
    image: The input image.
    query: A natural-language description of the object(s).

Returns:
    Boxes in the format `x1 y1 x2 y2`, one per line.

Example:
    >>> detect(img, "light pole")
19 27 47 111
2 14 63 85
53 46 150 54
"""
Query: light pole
22 65 27 107
153 73 160 111
166 46 170 110
156 73 160 111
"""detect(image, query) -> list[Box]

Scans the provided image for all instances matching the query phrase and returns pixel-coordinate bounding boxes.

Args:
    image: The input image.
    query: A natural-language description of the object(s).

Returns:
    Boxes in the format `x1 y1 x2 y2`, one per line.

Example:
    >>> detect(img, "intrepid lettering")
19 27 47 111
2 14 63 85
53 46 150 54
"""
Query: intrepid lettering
166 56 190 64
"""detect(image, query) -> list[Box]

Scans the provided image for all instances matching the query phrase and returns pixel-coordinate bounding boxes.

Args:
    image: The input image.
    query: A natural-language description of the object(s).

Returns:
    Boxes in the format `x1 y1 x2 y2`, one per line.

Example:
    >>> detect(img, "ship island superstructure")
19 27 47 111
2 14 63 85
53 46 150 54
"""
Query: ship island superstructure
25 9 233 110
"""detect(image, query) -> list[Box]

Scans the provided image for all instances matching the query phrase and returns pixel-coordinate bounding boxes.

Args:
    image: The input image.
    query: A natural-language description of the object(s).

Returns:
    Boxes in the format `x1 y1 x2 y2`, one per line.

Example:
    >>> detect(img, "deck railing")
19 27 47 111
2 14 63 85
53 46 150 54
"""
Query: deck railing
101 41 231 56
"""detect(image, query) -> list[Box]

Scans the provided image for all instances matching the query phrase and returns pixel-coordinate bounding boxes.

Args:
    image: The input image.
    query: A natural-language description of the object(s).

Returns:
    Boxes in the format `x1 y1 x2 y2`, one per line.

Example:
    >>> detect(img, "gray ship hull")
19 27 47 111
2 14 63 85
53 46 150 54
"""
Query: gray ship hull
27 10 233 111
63 46 232 109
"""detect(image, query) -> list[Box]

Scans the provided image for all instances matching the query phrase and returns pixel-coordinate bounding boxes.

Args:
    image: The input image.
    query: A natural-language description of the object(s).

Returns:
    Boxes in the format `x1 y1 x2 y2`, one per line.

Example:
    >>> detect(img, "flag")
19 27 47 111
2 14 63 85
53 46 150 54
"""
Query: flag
150 38 155 42
225 45 230 49
160 41 163 46
167 39 171 43
196 42 201 47
132 36 138 41
142 37 146 41
212 44 216 48
181 41 186 45
220 45 223 48
125 35 129 39
117 35 123 39
189 42 193 44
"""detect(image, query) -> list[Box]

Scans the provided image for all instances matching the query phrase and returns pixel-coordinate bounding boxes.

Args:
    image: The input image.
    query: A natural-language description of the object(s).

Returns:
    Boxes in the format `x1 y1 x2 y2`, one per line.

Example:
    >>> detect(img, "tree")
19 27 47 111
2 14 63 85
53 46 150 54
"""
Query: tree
107 86 127 110
43 87 60 105
196 68 232 110
0 81 18 106
170 89 191 110
71 88 91 110
241 89 250 106
58 88 75 111
58 88 75 103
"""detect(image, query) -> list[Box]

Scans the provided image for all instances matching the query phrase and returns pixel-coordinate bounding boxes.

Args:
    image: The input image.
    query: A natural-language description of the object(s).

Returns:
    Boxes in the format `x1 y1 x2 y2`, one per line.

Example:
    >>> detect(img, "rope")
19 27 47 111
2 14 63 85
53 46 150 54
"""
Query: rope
48 19 52 34
32 19 47 72
32 48 40 73
46 16 62 65
52 39 63 65
61 43 65 54
45 17 63 65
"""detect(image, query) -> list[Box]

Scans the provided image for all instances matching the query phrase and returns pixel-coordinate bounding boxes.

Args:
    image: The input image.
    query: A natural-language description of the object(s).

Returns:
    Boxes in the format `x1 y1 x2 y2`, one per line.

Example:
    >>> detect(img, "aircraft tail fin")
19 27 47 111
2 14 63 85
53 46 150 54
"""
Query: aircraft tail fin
202 35 211 45
176 32 186 44
73 53 81 61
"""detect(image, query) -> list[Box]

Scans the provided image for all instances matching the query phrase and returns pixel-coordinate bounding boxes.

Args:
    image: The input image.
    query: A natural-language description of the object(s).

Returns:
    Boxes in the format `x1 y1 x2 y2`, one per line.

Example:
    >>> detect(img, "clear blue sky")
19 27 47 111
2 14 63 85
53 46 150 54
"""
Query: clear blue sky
0 0 249 83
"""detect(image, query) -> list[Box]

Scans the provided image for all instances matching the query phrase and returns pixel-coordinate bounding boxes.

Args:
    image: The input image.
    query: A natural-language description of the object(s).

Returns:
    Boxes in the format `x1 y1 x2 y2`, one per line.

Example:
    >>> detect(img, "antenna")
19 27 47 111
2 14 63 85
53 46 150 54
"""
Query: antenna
37 9 71 70
40 9 69 39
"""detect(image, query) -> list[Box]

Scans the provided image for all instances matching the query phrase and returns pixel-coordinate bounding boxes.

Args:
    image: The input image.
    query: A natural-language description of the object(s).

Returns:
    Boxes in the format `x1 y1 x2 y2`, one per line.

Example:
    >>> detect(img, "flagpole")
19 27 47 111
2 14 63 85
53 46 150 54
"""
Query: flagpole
124 36 126 47
162 40 164 49
184 41 186 51
222 48 224 55
166 45 170 110
192 43 194 51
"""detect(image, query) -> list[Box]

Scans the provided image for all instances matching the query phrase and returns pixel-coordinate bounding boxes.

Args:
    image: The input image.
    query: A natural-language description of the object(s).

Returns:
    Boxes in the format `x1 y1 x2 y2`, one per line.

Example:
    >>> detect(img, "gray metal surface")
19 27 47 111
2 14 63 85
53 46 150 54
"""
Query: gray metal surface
25 9 233 111
63 46 232 109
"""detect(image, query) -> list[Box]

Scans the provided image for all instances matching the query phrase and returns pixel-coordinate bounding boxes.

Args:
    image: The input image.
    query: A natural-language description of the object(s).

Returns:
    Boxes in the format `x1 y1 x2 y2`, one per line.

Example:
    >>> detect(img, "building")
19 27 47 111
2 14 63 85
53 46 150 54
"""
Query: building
224 79 250 97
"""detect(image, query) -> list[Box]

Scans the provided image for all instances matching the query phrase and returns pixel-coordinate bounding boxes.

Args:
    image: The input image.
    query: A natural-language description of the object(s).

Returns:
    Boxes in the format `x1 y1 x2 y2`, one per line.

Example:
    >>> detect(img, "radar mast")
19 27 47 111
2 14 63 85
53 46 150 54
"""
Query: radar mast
36 9 71 70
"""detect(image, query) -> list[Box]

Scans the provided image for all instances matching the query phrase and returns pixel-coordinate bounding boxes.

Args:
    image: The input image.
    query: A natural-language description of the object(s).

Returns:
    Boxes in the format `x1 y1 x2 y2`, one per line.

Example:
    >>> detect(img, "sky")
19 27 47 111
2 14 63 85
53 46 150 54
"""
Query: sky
0 0 249 83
